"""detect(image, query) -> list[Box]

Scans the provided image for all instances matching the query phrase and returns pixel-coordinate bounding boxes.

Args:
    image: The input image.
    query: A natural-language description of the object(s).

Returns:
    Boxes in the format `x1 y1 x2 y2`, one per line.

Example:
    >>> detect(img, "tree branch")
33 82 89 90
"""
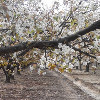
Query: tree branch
68 44 96 59
0 20 100 56
58 20 100 43
0 29 10 32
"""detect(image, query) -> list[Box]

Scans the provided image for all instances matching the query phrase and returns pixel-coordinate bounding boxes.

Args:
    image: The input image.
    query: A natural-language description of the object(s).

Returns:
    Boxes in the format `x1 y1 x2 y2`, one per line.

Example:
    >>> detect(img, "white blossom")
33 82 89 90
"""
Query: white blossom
29 65 33 73
40 64 45 69
58 43 63 48
96 56 100 62
83 61 87 66
69 63 74 69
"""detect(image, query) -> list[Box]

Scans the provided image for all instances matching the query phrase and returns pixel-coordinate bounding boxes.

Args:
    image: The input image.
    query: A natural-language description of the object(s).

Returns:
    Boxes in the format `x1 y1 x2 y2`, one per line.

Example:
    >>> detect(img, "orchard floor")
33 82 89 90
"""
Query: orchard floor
69 68 100 90
0 67 95 100
62 67 100 100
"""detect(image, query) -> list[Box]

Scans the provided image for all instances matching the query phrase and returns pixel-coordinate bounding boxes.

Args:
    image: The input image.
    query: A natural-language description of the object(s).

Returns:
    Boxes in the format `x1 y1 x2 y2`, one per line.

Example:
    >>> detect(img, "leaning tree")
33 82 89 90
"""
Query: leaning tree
0 0 100 82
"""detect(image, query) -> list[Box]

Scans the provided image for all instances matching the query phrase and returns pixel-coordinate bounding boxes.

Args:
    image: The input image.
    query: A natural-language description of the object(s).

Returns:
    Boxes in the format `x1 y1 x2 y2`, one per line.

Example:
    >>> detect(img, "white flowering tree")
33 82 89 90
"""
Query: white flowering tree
0 0 100 82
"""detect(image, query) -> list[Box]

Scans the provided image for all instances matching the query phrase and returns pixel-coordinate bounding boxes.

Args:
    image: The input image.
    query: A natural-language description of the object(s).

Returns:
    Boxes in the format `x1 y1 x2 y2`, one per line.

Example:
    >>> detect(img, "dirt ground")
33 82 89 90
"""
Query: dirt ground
62 66 100 100
0 67 95 100
70 67 100 90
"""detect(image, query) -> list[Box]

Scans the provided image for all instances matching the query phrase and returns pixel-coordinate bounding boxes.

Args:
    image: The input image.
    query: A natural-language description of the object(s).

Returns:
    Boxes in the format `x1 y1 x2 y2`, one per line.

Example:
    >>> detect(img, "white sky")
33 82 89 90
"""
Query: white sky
41 0 63 9
23 0 63 9
23 0 69 13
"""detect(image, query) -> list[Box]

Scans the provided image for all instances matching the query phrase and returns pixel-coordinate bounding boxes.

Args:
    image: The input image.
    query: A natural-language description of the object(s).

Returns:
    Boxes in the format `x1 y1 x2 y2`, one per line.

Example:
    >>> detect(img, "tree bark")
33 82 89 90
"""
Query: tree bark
0 20 99 56
76 66 78 69
85 63 89 72
79 60 82 71
5 74 11 83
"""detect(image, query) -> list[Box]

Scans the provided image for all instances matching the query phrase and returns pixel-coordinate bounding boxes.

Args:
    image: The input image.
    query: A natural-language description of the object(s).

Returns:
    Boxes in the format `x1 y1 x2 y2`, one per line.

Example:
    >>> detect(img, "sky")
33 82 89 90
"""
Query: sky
23 0 64 10
41 0 63 9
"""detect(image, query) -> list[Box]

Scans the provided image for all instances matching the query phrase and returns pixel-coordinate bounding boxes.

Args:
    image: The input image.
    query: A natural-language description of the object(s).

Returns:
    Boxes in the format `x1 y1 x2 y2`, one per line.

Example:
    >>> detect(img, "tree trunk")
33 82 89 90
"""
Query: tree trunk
17 70 21 75
17 66 21 75
1 67 11 83
76 66 78 69
85 63 89 72
5 74 11 83
79 61 82 71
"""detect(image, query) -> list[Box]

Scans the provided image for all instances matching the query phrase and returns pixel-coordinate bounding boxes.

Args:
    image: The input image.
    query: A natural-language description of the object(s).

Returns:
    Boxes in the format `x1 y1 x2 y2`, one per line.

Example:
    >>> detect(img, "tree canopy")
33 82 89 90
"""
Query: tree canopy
0 0 100 82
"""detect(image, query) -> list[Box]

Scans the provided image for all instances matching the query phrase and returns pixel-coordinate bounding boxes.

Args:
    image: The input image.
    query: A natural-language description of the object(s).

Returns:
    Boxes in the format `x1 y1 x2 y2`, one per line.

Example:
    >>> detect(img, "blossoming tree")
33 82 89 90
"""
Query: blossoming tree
0 0 100 82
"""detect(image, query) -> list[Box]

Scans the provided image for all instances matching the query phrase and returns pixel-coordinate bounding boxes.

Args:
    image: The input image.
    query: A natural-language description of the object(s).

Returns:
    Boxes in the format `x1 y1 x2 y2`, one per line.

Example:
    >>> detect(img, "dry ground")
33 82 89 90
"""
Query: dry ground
70 67 100 90
0 67 95 100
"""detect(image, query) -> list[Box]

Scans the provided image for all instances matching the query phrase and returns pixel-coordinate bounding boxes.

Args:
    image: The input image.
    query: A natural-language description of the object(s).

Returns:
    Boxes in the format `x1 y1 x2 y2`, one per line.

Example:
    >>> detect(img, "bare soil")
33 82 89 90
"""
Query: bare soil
0 67 95 100
70 67 100 90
